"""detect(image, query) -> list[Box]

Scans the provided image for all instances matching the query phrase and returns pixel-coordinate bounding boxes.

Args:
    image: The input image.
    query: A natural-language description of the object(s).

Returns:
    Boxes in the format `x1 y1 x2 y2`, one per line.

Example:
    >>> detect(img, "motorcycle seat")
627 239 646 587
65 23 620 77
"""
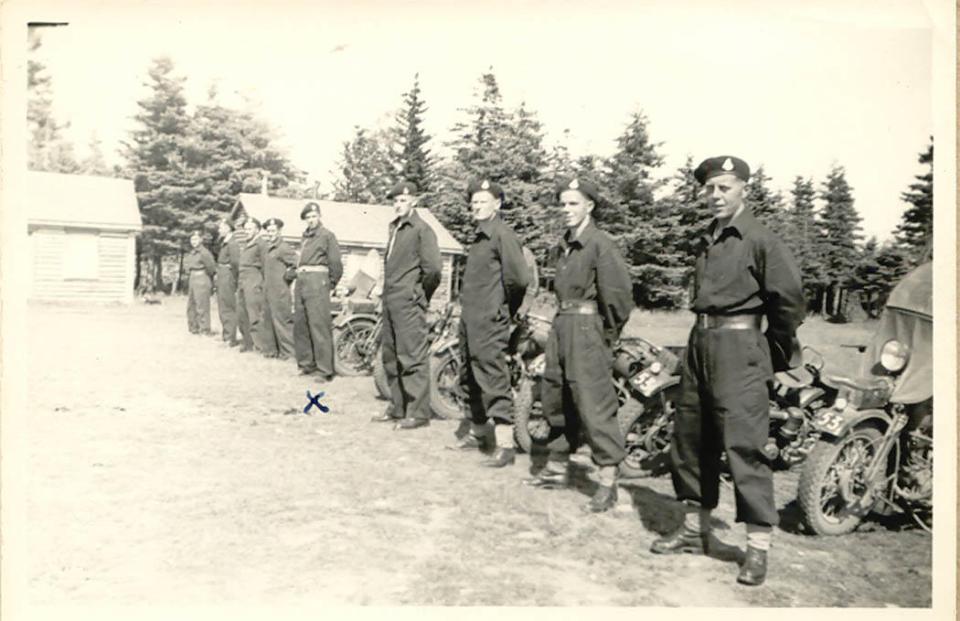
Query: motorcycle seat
774 367 813 389
821 372 890 392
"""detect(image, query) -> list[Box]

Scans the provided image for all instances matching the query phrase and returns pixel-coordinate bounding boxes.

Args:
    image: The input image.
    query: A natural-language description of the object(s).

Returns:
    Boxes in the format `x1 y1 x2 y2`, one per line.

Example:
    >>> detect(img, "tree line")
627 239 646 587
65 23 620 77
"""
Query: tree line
28 40 932 315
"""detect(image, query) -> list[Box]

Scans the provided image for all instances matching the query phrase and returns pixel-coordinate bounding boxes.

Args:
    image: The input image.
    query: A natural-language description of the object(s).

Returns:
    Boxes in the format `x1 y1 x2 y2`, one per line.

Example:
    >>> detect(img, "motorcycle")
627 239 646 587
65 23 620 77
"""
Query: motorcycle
797 262 933 536
331 297 382 377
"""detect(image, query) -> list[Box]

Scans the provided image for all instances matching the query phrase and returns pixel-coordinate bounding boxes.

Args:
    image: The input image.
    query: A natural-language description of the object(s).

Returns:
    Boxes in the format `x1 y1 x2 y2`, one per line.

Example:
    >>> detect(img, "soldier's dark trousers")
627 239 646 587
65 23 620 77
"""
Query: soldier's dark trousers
238 269 267 353
294 272 334 375
265 287 295 359
540 313 625 466
381 293 430 421
459 316 513 425
669 325 778 527
216 265 238 343
260 296 279 357
187 271 213 333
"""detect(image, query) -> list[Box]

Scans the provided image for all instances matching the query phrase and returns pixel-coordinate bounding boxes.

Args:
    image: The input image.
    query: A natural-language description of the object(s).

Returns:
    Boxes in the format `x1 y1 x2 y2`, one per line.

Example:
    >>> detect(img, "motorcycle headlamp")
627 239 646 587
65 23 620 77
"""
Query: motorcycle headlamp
880 339 910 373
649 361 663 375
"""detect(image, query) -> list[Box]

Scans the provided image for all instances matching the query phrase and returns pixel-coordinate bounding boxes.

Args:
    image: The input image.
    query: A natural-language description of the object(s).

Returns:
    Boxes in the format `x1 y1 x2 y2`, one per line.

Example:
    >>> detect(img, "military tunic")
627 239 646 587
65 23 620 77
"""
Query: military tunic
670 207 805 527
294 224 343 376
380 210 442 421
263 236 298 359
238 234 270 354
540 220 634 466
216 233 239 343
184 245 217 334
231 229 254 349
458 215 530 425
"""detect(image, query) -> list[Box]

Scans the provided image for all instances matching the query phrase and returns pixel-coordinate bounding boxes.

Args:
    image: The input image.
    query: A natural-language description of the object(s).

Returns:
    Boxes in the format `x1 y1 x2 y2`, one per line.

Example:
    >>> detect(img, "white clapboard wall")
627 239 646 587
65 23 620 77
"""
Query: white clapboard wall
30 227 137 304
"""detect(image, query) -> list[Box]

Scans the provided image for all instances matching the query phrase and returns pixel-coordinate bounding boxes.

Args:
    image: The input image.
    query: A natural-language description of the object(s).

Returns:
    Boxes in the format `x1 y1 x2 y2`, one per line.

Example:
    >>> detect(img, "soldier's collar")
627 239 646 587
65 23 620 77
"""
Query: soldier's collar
475 215 499 238
706 205 757 243
562 218 596 247
392 210 417 228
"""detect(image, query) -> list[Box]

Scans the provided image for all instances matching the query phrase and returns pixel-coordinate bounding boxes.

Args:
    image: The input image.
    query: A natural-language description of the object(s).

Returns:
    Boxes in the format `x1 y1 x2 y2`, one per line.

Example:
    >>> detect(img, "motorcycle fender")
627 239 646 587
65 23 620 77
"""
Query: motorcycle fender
634 373 680 398
797 387 826 409
815 407 890 439
333 312 378 330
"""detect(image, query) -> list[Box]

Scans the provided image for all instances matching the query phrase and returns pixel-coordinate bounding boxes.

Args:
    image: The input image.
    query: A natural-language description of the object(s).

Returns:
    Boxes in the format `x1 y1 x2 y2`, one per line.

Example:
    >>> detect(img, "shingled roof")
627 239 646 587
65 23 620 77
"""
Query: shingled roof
27 171 143 231
233 194 464 254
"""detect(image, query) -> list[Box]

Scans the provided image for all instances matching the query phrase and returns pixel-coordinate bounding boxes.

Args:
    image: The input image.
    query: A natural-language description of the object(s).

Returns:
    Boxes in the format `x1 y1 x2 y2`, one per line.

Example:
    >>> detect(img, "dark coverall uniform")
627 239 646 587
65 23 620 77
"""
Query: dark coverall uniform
294 225 343 376
670 208 805 527
541 221 634 466
216 233 239 343
238 234 270 354
459 215 530 425
232 229 254 350
381 210 442 421
263 236 298 359
185 245 217 334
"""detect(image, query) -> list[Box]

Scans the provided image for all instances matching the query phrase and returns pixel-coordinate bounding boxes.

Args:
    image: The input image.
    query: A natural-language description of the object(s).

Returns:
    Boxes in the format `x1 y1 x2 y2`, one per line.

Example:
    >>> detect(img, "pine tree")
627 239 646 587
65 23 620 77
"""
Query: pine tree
894 138 933 266
330 126 395 203
784 176 823 308
855 237 910 317
79 132 112 176
392 73 434 192
818 164 864 316
744 165 784 227
27 28 79 173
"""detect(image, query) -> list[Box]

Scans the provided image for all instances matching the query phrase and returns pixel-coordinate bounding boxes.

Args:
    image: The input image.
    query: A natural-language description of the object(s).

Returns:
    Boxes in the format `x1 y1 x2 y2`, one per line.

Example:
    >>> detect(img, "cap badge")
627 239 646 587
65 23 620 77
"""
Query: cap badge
402 186 410 195
481 180 490 190
569 178 580 189
722 158 734 171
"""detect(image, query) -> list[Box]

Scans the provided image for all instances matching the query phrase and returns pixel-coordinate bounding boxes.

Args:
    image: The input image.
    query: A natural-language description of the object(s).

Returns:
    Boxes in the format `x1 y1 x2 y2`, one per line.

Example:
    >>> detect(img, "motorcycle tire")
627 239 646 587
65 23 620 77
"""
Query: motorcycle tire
616 384 677 479
513 376 547 454
429 351 465 420
332 318 378 376
372 344 390 400
797 425 884 536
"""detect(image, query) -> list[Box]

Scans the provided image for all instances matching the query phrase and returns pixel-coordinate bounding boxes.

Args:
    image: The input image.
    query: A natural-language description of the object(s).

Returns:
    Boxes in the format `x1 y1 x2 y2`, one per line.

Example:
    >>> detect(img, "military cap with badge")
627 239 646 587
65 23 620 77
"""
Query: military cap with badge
693 155 751 184
386 180 419 199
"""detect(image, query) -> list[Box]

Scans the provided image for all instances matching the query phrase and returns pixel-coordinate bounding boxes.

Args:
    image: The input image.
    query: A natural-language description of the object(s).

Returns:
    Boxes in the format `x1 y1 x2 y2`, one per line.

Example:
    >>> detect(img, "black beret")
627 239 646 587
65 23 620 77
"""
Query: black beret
189 229 204 237
263 217 284 230
246 216 261 228
386 180 418 199
219 218 235 231
555 177 601 204
694 156 750 184
301 202 321 220
466 178 504 201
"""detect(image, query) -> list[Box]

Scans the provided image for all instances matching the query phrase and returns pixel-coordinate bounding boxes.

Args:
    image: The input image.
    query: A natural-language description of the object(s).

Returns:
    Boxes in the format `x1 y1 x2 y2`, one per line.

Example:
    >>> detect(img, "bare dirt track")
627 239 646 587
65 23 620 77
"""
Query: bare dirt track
16 299 931 608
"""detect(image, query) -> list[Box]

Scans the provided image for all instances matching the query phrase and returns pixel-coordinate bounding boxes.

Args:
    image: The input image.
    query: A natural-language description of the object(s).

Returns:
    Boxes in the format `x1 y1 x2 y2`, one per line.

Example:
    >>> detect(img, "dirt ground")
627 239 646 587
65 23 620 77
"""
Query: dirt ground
15 298 931 608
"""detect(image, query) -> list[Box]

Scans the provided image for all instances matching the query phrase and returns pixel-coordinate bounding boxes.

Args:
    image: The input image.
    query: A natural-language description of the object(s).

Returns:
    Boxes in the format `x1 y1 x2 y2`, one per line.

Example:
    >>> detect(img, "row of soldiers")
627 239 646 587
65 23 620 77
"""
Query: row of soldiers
183 156 806 588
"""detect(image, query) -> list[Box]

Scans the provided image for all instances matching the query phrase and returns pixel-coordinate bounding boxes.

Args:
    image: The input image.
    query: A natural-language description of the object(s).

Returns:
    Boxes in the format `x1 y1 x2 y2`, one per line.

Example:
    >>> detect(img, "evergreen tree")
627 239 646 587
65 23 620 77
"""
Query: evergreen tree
818 164 863 316
855 237 910 317
391 73 434 192
744 165 784 227
79 132 112 176
894 138 933 266
27 29 79 173
330 126 395 203
784 175 824 307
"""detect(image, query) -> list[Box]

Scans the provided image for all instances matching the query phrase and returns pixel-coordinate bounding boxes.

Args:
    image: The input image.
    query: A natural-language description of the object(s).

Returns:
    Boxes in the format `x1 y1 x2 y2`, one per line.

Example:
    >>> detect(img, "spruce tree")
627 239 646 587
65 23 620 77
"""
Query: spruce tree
27 29 79 173
818 165 863 316
744 165 784 227
392 73 434 192
330 126 395 203
785 176 824 308
894 138 933 266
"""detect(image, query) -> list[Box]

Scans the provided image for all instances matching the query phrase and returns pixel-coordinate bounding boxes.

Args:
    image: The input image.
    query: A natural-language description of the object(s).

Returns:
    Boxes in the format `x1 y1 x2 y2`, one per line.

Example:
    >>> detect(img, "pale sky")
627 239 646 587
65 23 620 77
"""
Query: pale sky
29 0 934 241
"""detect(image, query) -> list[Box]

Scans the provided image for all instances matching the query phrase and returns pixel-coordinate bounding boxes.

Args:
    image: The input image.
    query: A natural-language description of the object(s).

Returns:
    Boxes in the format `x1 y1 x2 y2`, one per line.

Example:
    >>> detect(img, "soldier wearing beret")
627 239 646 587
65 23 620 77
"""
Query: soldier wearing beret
448 179 530 466
238 217 271 355
262 217 298 360
230 215 254 351
184 229 217 335
294 202 343 379
371 181 442 430
523 178 634 513
215 219 240 346
650 156 805 587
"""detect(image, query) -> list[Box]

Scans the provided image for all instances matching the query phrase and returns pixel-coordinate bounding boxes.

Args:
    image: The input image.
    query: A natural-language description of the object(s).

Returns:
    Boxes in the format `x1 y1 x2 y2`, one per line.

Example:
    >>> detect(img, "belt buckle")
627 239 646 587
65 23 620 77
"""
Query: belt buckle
697 314 710 329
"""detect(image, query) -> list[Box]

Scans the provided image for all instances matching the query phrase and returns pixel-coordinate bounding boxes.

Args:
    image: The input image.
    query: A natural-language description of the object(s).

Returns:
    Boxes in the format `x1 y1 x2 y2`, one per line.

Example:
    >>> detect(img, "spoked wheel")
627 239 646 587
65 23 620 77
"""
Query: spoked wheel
332 319 378 376
617 384 677 478
798 426 886 536
429 350 466 420
513 376 550 454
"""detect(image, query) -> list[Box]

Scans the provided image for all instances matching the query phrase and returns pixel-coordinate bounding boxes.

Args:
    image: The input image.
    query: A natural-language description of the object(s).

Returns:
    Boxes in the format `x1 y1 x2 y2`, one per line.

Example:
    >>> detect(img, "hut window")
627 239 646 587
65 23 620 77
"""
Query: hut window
63 231 100 280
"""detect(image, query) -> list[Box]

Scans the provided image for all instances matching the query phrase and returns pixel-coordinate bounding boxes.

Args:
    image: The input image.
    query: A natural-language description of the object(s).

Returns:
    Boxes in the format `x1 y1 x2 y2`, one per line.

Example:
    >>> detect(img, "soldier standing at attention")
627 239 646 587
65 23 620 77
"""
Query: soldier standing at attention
294 202 343 380
650 156 805 587
215 219 240 346
448 179 529 467
522 178 634 513
370 181 442 430
232 215 254 352
262 217 298 361
238 217 270 355
185 229 217 335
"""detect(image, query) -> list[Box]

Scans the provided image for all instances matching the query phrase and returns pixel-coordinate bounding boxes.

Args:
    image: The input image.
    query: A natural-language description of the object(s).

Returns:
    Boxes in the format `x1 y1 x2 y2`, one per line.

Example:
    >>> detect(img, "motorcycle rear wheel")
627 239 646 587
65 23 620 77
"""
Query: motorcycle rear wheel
798 425 884 536
429 350 466 420
332 318 378 376
617 386 677 479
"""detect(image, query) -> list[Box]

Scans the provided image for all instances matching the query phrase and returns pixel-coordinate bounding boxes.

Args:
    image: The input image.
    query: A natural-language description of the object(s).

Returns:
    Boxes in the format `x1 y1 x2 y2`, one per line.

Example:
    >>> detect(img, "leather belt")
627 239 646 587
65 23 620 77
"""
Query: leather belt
557 300 598 315
695 313 761 330
297 265 329 273
189 268 207 272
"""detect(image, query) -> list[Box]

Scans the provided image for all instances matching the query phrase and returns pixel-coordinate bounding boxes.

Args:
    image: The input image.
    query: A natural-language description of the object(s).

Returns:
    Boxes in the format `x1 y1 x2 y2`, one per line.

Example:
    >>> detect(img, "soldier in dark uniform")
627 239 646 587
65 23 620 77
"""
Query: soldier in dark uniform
232 215 254 352
448 179 529 467
262 217 298 360
215 219 240 346
370 181 442 430
185 229 217 335
650 156 805 587
238 217 270 355
522 178 634 513
294 202 343 380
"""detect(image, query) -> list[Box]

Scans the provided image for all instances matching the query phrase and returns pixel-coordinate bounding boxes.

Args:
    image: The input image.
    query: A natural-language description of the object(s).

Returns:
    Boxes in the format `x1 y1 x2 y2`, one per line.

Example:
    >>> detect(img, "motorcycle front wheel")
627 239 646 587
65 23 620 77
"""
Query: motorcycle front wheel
797 425 885 536
332 318 378 376
617 385 677 479
513 376 551 454
429 349 466 420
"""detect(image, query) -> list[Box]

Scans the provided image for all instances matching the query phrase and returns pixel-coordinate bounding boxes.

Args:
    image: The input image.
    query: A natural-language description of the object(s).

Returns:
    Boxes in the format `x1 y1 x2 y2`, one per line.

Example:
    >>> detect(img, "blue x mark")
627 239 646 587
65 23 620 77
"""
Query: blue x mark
304 390 330 414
